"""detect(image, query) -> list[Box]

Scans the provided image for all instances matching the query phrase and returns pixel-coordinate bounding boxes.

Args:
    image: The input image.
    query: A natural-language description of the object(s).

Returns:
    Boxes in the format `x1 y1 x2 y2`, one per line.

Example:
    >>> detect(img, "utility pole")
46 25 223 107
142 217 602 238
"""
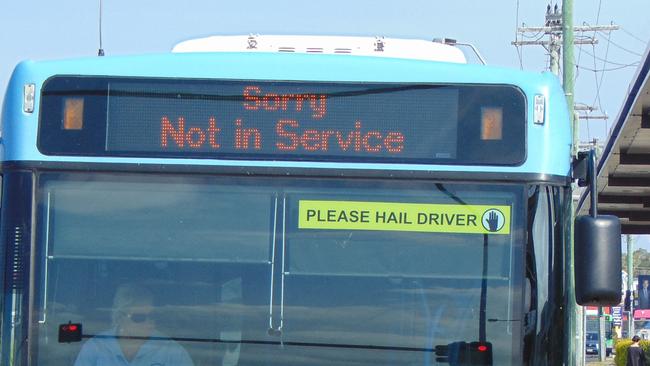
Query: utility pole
628 234 635 338
561 0 576 154
514 3 619 365
512 3 619 151
564 2 580 363
563 2 582 362
576 105 608 121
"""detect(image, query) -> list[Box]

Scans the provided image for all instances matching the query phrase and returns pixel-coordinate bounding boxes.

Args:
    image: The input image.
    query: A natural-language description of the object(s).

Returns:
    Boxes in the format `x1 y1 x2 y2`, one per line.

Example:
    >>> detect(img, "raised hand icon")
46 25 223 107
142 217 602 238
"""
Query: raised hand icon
486 211 500 232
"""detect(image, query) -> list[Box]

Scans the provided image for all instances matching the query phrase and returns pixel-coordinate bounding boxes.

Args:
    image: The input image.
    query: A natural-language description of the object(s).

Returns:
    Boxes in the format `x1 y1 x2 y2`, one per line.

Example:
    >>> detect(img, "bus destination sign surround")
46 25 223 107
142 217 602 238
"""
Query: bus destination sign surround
39 77 526 164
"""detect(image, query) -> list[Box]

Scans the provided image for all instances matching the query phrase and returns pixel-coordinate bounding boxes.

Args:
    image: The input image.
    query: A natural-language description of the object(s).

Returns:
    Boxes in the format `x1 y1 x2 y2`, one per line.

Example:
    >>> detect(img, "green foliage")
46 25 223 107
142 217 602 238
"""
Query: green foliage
615 339 632 366
614 339 650 366
623 248 650 276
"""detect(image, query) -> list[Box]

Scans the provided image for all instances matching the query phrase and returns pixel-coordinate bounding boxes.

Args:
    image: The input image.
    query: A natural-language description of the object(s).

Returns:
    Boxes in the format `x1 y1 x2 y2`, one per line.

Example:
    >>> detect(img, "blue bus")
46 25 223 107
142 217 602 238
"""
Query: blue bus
0 36 620 366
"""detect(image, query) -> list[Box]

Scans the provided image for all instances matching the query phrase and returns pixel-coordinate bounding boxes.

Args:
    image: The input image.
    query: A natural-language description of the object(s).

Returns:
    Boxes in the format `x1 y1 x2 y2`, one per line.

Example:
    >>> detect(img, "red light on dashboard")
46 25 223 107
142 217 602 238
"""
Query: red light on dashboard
58 322 83 343
63 98 84 130
66 324 78 332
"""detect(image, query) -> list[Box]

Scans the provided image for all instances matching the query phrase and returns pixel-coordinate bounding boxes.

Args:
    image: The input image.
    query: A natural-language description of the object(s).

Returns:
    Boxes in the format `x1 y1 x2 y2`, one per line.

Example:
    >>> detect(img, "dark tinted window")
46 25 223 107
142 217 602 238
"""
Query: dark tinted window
34 173 525 365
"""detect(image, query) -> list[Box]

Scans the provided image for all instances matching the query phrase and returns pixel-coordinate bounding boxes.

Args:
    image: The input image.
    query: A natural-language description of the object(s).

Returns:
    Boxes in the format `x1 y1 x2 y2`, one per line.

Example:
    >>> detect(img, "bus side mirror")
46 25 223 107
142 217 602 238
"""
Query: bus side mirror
574 214 621 306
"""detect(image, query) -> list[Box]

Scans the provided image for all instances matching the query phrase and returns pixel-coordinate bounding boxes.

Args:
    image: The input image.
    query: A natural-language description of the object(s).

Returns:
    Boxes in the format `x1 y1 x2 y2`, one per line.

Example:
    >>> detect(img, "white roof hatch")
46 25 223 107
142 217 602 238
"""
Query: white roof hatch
172 35 467 63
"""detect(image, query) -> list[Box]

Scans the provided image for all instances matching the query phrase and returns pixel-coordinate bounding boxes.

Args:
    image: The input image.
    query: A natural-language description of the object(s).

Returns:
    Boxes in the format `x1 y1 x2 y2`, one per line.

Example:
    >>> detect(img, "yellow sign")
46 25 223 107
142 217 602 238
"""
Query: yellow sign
299 200 510 234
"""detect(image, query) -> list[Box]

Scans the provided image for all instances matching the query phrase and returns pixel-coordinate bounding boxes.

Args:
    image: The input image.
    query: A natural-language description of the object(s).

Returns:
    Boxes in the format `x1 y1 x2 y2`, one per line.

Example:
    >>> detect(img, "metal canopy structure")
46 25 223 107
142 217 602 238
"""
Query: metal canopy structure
579 43 650 234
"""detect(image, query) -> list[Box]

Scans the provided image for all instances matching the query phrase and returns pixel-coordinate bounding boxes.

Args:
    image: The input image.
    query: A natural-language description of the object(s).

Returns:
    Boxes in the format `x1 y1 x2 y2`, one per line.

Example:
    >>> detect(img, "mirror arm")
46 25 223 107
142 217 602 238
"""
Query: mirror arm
588 148 597 218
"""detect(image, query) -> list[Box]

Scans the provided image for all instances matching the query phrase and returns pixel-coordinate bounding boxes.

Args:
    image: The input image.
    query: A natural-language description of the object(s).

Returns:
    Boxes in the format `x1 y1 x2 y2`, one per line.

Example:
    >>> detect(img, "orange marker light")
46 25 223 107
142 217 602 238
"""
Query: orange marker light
63 98 84 130
481 107 503 140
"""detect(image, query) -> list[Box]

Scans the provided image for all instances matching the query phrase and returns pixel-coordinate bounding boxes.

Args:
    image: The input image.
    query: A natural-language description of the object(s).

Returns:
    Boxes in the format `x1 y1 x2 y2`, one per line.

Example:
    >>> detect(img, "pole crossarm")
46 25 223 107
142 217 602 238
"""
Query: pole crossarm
516 25 619 33
512 39 597 46
577 115 609 120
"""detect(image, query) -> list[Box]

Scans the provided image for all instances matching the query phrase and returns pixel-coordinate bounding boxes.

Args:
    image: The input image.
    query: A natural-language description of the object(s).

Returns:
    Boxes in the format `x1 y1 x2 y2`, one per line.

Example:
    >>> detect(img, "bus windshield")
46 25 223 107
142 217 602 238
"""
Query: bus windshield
34 172 524 365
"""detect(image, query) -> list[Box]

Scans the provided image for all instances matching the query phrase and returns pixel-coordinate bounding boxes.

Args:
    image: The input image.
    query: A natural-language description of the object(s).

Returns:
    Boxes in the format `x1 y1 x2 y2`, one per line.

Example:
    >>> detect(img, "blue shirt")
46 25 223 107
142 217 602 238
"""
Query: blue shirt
73 330 194 366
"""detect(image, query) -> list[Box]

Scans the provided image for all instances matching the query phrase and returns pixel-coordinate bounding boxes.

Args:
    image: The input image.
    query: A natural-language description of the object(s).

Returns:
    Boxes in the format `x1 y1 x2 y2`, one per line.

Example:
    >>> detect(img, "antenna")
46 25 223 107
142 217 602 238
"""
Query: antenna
98 0 105 56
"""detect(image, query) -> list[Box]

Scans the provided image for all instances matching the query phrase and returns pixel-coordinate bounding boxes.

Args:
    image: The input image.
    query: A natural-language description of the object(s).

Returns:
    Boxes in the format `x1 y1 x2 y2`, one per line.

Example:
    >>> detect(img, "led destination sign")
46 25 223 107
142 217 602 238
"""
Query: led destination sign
111 84 433 156
39 77 526 164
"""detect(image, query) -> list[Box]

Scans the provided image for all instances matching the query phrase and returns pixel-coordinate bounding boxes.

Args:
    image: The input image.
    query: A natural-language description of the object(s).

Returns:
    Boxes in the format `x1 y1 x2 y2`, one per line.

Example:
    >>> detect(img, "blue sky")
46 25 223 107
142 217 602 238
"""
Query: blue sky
2 0 648 140
2 1 648 137
1 1 649 247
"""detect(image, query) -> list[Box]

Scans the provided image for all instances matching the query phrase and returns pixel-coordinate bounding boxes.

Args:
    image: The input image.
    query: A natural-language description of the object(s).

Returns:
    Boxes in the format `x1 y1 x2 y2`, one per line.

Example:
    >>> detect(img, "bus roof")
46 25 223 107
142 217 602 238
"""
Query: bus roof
172 35 467 63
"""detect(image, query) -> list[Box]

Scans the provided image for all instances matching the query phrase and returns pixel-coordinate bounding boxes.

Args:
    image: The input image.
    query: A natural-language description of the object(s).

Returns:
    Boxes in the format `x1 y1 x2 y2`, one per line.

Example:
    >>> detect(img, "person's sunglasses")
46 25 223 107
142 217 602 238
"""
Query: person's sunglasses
127 313 152 323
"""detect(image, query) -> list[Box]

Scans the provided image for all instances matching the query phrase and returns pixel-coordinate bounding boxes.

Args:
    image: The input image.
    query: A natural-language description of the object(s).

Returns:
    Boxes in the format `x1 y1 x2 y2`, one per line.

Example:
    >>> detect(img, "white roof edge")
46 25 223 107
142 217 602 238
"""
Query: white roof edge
172 35 467 63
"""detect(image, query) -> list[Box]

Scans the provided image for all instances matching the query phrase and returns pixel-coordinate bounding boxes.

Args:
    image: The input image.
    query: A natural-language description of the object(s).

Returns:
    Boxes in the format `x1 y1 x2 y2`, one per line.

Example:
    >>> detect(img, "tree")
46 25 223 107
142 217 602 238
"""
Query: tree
622 249 650 276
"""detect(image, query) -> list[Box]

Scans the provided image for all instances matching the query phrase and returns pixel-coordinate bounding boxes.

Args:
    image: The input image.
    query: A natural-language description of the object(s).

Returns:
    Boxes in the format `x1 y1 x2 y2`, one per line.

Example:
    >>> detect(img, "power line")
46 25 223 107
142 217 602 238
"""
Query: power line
594 20 612 135
577 63 640 72
513 3 619 146
578 47 637 67
575 36 596 84
522 30 545 39
595 30 644 57
512 7 618 77
620 26 648 45
590 42 605 139
592 29 612 132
